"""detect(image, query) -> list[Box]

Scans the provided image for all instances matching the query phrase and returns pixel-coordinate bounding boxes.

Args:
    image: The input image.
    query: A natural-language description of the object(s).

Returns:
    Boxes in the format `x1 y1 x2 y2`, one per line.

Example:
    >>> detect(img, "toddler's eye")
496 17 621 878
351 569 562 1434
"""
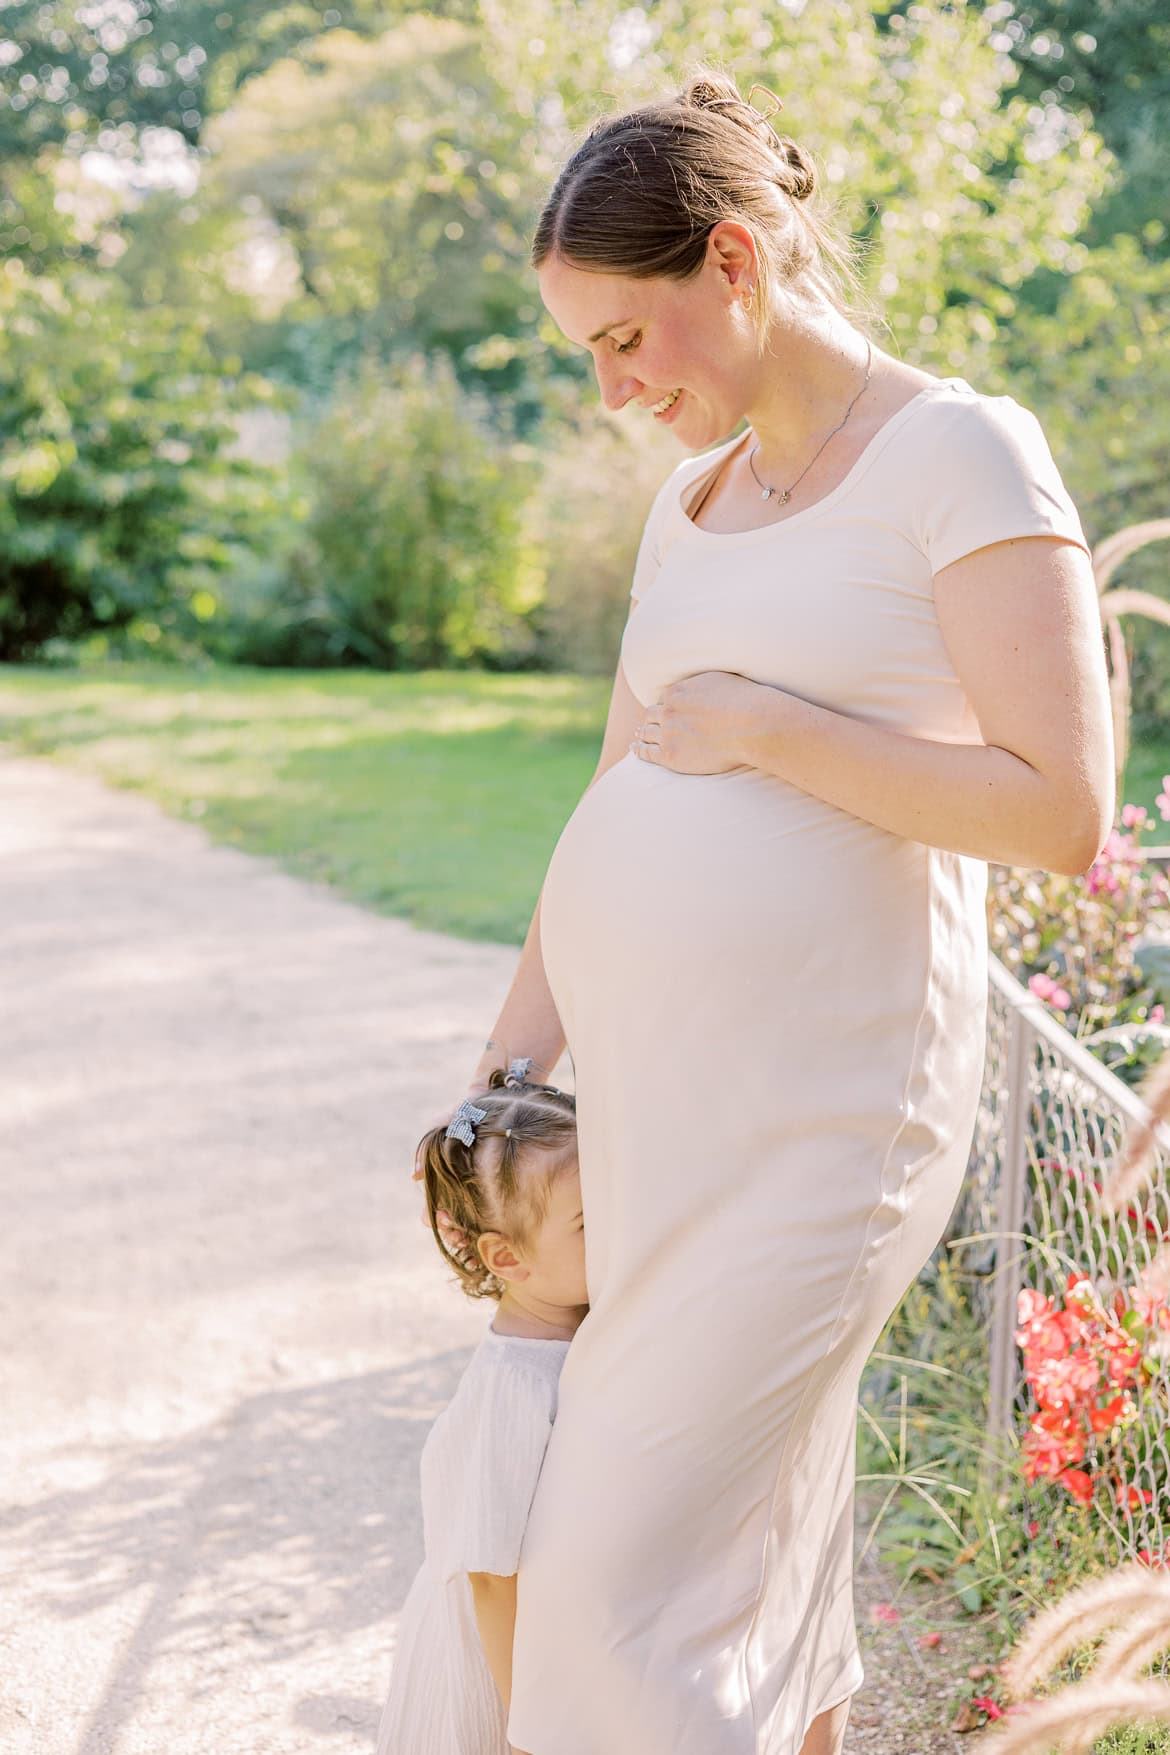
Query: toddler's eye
615 332 642 354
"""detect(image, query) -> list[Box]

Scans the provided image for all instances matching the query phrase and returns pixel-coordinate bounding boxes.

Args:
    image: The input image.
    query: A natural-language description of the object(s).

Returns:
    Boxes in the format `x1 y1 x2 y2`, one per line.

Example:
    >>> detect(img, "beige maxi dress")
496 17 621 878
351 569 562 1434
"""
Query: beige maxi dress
507 376 1091 1755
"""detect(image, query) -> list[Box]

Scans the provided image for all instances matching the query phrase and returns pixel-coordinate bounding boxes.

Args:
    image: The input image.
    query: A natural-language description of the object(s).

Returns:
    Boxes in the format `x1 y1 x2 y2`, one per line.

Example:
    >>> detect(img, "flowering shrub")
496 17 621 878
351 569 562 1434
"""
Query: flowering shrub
1014 1271 1170 1511
989 792 1170 1085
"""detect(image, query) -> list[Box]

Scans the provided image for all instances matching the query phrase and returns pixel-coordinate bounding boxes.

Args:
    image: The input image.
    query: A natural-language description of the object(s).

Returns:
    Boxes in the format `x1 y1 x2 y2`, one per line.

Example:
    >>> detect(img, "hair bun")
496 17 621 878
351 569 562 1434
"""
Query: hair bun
684 72 741 113
777 135 816 202
682 70 814 202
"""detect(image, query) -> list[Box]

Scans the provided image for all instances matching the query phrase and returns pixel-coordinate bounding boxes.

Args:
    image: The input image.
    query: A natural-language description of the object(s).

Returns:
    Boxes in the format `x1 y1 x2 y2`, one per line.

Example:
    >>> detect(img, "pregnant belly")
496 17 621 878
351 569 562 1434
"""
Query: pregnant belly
539 751 989 1310
541 752 945 1040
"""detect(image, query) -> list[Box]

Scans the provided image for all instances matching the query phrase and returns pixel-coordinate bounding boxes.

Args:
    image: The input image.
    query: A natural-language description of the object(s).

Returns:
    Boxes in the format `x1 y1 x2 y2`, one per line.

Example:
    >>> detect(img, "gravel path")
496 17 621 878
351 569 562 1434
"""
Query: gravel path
0 755 975 1754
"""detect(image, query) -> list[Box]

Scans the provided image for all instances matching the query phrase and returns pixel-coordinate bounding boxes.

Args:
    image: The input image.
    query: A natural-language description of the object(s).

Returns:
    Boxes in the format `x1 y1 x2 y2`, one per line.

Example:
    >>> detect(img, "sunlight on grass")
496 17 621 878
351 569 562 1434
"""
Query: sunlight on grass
0 664 612 944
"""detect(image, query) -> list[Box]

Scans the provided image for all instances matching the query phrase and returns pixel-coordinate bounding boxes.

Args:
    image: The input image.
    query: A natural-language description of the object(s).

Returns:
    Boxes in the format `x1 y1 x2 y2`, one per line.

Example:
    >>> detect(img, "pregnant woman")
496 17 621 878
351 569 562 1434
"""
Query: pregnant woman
434 68 1115 1755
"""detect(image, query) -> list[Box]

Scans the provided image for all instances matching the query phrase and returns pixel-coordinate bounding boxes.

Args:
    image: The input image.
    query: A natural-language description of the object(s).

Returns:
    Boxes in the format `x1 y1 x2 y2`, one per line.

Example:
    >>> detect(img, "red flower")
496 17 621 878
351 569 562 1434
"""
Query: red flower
1115 1481 1155 1511
1057 1468 1094 1505
972 1696 1006 1721
1088 1394 1130 1434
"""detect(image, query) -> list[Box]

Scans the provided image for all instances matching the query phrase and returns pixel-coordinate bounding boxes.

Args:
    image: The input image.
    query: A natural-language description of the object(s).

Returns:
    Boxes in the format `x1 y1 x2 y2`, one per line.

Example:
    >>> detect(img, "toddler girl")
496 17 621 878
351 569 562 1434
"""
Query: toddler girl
374 1059 588 1755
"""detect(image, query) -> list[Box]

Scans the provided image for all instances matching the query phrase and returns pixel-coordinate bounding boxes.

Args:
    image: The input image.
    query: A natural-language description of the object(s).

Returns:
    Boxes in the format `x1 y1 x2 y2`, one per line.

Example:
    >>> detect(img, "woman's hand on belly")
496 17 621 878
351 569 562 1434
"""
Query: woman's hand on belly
631 671 760 776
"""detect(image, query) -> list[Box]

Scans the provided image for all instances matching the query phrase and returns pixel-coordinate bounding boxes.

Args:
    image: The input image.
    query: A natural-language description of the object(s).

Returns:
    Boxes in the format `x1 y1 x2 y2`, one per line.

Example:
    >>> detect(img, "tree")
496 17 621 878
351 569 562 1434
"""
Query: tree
0 262 280 658
200 15 541 385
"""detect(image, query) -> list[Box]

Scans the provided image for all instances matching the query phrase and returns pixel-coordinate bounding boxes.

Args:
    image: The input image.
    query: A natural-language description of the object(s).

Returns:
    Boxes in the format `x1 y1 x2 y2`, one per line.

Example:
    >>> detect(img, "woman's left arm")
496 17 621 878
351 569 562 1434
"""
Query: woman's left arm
724 535 1115 875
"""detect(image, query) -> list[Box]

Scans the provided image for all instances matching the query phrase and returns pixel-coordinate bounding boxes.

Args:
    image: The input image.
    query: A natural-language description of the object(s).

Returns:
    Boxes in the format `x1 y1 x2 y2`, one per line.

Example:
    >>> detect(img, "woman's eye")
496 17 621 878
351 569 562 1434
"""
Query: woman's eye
615 332 642 354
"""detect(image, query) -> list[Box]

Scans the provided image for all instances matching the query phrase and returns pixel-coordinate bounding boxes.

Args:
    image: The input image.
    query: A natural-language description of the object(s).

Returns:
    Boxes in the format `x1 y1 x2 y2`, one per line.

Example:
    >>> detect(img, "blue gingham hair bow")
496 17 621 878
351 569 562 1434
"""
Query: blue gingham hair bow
445 1059 540 1149
445 1098 487 1148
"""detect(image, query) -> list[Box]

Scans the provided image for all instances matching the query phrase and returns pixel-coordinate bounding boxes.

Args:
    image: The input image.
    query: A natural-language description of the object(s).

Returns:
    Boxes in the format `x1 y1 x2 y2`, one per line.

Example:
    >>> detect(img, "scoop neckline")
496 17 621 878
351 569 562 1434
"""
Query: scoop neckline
487 1322 573 1347
677 376 971 544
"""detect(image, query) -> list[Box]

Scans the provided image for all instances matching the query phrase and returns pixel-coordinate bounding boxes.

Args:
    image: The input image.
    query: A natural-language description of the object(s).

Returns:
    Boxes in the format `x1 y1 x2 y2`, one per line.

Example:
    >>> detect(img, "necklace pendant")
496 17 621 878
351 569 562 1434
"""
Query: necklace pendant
779 489 791 505
761 485 773 501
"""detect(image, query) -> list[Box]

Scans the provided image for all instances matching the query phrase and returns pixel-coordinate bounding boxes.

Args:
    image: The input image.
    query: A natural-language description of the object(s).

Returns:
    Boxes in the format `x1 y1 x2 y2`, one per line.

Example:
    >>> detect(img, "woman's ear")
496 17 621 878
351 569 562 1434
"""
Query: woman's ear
707 219 758 298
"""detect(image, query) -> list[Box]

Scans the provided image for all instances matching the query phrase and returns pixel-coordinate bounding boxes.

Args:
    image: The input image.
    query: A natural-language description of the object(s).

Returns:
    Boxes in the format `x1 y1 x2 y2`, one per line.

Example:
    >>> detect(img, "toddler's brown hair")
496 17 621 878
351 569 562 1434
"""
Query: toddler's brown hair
416 1066 578 1302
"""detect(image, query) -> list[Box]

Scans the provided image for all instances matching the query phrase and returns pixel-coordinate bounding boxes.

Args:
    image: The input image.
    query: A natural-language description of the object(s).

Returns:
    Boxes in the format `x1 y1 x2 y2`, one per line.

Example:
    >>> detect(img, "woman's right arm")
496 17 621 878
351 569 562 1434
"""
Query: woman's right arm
462 650 650 1097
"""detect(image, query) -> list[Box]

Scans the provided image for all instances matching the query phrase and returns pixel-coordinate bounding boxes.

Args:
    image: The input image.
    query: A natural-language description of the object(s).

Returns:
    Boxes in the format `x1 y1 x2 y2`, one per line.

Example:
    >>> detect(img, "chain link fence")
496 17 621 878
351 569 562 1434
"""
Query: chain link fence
942 954 1170 1564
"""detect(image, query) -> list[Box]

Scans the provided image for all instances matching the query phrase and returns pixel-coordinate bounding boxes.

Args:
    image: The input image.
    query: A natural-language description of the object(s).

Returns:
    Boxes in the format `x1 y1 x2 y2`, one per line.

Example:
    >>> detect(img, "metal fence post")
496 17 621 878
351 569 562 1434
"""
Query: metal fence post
985 1001 1033 1471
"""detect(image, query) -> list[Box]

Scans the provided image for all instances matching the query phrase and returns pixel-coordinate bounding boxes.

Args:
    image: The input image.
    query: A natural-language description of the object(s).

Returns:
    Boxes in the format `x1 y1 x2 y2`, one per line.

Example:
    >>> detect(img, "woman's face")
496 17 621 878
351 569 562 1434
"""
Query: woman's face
537 231 758 450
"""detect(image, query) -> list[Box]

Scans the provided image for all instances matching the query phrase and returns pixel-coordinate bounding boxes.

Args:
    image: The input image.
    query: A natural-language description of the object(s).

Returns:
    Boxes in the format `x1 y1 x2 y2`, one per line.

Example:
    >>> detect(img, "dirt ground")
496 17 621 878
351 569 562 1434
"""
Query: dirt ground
0 755 979 1754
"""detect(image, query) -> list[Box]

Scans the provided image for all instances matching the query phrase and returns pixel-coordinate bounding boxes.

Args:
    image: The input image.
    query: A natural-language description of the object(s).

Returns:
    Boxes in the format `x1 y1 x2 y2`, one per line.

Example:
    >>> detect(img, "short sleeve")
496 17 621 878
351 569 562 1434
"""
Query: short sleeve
431 1362 557 1586
913 394 1092 576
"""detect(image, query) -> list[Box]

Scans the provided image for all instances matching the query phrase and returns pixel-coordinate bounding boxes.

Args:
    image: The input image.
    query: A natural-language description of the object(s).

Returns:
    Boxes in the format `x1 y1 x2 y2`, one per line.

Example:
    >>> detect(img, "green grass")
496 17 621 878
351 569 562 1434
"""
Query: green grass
2 661 1167 945
0 663 610 944
1096 1734 1170 1754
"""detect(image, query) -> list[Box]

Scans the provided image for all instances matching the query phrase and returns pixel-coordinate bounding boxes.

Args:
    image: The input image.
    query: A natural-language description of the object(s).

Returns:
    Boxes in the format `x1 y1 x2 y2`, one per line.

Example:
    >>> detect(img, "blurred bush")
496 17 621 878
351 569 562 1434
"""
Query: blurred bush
217 352 547 669
530 408 681 676
0 267 280 661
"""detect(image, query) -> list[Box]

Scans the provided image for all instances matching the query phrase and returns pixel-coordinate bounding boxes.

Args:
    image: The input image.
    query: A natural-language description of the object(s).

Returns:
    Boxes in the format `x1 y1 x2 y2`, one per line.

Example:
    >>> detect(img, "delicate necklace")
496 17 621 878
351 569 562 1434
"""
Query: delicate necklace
746 337 874 505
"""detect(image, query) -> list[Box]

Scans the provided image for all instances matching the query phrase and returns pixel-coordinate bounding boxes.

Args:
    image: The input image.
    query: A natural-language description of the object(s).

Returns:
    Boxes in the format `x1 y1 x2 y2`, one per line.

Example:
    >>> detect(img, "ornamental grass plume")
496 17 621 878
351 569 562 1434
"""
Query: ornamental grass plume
1099 1041 1170 1332
1102 1040 1170 1216
986 1680 1170 1755
986 1564 1170 1755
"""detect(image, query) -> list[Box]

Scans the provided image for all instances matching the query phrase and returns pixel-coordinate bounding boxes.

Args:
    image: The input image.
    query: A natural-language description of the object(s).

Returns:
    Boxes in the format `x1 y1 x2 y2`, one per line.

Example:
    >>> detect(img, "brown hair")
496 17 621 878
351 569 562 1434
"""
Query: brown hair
530 63 879 346
416 1066 578 1302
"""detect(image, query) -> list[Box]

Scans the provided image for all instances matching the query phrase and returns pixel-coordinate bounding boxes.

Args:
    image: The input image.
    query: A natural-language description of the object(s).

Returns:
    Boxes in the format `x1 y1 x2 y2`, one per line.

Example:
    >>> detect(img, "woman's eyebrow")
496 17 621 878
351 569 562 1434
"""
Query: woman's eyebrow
589 318 632 342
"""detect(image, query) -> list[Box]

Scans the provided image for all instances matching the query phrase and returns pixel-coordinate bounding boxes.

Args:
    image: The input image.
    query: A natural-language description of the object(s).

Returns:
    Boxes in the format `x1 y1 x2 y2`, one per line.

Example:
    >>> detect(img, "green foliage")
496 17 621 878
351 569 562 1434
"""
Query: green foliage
201 15 541 384
0 0 476 164
479 0 1109 376
223 352 546 670
0 265 282 659
1002 230 1170 542
1 0 1165 680
1003 0 1169 251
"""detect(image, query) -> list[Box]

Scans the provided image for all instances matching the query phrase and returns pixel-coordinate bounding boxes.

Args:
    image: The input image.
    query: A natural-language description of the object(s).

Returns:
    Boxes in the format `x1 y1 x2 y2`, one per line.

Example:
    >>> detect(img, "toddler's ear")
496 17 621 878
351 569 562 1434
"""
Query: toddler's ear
480 1233 526 1281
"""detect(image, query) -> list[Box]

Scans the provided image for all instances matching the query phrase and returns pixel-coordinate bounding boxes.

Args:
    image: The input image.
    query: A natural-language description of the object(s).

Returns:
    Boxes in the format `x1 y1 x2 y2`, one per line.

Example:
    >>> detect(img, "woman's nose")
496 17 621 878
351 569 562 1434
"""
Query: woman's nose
594 359 641 413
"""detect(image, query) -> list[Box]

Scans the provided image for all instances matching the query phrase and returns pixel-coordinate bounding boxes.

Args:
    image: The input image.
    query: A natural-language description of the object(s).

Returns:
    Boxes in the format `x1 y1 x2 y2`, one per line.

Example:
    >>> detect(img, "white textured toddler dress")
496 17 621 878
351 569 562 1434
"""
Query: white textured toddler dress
507 378 1093 1755
374 1322 570 1755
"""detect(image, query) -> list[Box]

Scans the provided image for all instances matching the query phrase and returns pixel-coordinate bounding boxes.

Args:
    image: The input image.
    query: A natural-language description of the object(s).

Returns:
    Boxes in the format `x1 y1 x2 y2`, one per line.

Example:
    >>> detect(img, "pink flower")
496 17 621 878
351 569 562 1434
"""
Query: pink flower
1122 802 1148 828
1031 1346 1101 1412
1151 1005 1165 1024
1157 776 1170 820
1028 971 1071 1010
1131 1287 1170 1329
870 1601 900 1625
